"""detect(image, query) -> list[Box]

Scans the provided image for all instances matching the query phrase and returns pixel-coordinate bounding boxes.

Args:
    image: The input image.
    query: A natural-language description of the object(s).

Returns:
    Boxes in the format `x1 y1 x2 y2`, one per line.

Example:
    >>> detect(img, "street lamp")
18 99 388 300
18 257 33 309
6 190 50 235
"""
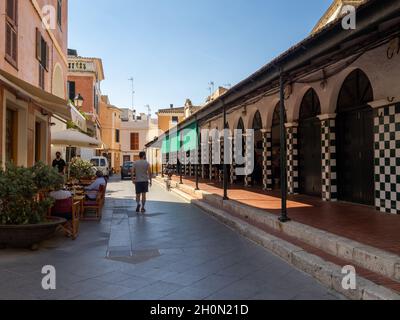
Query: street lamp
74 93 84 109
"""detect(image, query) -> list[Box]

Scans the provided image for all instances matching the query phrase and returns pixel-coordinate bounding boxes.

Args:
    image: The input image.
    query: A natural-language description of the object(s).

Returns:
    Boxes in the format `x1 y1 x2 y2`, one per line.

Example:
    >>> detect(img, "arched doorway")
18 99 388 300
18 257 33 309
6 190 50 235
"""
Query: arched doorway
336 69 374 205
298 89 322 197
236 118 245 184
251 111 263 186
271 103 286 190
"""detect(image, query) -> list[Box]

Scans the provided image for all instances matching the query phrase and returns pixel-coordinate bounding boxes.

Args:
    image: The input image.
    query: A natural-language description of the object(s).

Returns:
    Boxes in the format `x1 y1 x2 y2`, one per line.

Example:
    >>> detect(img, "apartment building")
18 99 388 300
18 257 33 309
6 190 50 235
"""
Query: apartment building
0 0 71 167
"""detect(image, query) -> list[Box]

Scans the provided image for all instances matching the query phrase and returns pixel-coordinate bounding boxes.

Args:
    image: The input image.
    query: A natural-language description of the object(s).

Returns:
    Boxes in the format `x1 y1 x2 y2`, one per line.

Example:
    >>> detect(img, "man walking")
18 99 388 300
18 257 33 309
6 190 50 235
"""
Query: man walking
132 151 152 213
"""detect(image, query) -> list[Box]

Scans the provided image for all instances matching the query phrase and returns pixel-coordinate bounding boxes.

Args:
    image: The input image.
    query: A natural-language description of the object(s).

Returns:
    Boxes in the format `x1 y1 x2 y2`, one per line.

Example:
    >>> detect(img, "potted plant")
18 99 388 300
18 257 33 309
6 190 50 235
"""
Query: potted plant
0 162 66 250
69 158 96 183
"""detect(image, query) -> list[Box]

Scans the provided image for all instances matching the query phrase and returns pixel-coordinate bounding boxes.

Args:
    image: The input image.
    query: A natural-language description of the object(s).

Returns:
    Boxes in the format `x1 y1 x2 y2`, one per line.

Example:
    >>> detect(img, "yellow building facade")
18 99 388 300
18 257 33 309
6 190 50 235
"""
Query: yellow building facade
99 96 122 173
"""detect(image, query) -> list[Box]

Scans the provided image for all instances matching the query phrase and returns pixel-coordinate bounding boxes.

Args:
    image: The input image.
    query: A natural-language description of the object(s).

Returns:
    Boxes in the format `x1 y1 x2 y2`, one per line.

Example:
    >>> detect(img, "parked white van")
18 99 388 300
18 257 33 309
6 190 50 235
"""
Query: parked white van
90 156 110 177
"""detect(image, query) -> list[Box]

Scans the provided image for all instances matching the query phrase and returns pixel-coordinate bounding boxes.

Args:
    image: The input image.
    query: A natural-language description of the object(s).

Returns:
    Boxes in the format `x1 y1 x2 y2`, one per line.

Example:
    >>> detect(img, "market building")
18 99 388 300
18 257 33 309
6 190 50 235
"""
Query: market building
149 0 400 214
0 0 71 167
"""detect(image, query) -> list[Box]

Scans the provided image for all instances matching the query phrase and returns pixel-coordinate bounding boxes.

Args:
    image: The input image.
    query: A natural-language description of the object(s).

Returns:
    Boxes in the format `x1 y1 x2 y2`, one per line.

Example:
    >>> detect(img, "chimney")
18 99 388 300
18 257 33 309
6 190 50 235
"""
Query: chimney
170 104 173 109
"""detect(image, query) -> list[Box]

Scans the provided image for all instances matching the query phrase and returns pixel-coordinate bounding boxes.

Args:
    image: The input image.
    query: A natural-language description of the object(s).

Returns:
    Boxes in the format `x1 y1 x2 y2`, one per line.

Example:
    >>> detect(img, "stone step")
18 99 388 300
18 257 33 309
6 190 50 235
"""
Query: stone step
154 176 400 299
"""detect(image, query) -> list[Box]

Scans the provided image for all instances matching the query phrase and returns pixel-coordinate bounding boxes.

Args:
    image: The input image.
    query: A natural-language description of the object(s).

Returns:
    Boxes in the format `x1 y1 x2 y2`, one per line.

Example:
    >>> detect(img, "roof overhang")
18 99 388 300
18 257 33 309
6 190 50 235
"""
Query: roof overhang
0 69 71 120
174 0 400 131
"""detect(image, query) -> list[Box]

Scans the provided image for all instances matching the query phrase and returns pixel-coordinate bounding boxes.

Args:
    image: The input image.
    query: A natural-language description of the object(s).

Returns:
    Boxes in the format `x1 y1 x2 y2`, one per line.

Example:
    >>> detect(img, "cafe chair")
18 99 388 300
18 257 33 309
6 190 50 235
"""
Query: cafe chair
50 199 81 240
82 184 106 221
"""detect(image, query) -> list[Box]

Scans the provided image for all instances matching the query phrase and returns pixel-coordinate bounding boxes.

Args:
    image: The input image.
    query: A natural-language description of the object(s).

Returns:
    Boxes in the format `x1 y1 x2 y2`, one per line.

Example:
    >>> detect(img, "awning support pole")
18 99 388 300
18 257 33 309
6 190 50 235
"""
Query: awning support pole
279 69 290 223
195 121 200 191
223 102 229 200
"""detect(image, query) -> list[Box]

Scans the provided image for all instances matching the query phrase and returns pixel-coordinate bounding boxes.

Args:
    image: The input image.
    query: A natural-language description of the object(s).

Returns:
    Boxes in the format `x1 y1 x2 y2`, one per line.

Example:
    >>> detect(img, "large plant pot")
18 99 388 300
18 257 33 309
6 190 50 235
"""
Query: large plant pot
0 217 66 250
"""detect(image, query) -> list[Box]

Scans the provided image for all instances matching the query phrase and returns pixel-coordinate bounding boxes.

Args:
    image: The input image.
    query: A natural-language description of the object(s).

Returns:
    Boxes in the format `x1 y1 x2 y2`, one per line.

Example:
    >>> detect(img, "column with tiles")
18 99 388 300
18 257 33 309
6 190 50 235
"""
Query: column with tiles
286 124 299 195
319 115 338 202
374 104 400 214
244 131 250 187
261 129 273 191
230 136 236 185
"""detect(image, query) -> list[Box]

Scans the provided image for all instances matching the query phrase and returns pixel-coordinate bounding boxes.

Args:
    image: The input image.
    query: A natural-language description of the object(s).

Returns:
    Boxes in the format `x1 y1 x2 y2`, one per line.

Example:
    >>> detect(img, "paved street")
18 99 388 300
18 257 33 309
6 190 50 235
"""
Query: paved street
0 177 343 300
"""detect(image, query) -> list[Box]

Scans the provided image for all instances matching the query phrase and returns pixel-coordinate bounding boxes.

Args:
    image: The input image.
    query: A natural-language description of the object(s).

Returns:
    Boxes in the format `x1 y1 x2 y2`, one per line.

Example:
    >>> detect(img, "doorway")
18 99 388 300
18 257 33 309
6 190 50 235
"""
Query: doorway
271 103 286 190
298 89 322 197
336 69 374 206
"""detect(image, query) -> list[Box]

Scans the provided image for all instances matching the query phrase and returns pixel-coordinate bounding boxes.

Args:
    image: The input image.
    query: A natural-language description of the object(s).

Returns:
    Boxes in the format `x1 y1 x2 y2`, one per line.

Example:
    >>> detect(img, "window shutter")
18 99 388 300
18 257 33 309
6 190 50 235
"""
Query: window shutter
36 28 41 62
6 0 15 22
6 24 12 57
11 29 17 62
45 42 49 70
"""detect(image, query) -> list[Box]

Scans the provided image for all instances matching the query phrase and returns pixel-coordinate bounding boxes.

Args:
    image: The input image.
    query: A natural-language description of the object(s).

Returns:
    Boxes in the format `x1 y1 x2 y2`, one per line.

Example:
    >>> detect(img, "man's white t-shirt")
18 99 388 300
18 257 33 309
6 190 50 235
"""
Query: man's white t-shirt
133 160 150 182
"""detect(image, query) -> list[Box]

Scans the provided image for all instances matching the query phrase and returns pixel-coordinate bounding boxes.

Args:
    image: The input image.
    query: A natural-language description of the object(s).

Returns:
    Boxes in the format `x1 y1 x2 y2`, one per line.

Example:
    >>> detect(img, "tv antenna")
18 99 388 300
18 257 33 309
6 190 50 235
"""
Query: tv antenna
145 104 151 117
208 81 215 96
128 77 135 114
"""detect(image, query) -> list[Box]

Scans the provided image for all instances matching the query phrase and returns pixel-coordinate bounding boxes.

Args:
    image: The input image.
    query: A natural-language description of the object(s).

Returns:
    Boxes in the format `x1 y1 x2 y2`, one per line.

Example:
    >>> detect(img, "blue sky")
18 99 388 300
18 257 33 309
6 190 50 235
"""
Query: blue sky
68 0 332 115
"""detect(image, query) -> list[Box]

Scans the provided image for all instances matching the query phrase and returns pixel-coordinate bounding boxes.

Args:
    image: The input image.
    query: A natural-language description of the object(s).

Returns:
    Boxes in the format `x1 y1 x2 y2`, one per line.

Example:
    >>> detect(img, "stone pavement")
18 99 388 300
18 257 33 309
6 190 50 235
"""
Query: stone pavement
0 177 344 300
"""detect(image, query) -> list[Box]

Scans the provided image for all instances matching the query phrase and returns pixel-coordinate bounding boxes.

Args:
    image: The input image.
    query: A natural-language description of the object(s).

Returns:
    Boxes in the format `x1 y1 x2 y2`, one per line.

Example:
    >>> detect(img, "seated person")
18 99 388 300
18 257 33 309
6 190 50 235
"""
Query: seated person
85 171 107 200
49 189 73 220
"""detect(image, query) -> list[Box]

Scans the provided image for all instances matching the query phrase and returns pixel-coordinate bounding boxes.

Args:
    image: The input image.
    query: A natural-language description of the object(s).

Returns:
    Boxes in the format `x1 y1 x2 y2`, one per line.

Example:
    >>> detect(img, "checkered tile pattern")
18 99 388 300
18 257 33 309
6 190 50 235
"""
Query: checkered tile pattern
321 119 338 202
219 138 224 182
244 133 251 187
374 104 400 214
286 126 299 195
231 138 237 184
209 142 214 180
262 131 273 191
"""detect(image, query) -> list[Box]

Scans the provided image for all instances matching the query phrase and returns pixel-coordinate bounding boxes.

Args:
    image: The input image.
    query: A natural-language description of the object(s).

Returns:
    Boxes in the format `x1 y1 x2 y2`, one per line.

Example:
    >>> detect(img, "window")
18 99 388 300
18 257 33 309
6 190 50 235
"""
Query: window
5 0 18 68
90 158 99 167
115 129 120 143
172 116 179 124
5 108 18 164
57 0 62 28
130 133 139 151
67 81 76 101
36 28 49 89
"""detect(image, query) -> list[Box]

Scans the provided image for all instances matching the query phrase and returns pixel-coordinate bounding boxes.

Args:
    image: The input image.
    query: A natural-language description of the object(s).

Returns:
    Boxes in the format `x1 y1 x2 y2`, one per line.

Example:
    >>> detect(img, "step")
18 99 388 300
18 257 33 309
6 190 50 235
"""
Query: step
154 177 400 295
164 178 400 283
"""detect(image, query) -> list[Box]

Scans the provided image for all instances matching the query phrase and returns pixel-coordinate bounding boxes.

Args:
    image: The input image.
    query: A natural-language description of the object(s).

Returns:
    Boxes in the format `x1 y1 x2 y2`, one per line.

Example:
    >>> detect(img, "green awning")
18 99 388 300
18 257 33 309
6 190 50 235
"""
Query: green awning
182 123 198 152
161 136 170 154
169 131 180 153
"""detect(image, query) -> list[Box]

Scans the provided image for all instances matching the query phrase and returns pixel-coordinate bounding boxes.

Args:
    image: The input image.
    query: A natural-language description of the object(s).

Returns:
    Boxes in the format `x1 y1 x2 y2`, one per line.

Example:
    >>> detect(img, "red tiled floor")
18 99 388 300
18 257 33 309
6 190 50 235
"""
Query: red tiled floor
170 176 400 256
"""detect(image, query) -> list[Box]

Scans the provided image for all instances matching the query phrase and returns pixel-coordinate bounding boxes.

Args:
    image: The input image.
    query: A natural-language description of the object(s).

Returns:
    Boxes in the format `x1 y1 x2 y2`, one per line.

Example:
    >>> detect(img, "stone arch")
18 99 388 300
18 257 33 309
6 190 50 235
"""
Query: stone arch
246 107 262 130
289 84 320 122
52 63 65 99
265 96 280 129
324 66 374 115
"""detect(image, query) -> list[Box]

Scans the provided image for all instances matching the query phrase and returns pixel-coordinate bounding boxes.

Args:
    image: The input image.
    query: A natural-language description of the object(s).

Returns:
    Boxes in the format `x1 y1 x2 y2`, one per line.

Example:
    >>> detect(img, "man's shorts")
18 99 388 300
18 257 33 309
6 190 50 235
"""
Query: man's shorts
135 182 149 194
